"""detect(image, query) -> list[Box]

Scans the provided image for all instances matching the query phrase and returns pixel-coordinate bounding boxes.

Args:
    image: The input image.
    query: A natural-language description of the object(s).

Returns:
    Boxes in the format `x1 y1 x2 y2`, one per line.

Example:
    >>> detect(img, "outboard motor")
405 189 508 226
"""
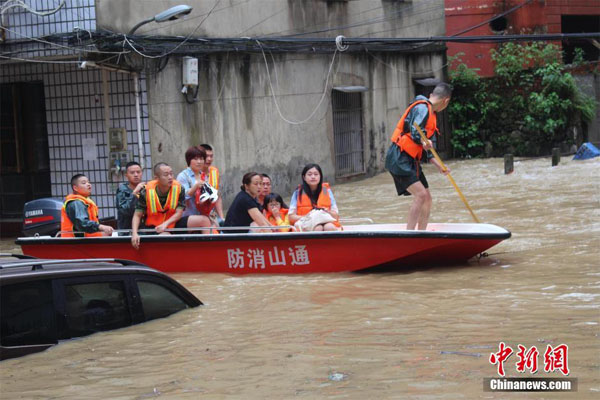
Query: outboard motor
22 198 63 237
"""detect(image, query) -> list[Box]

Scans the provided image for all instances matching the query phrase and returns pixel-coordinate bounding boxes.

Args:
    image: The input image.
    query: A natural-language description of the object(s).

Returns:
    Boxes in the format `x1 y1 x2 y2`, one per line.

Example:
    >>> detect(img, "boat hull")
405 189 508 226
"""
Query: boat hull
17 224 511 274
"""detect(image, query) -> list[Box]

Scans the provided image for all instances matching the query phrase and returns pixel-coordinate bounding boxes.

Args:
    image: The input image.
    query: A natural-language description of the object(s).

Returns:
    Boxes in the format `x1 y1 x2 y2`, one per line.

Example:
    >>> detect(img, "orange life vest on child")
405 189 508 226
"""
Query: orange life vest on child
295 183 341 227
265 208 292 232
390 100 438 160
60 194 103 237
144 180 182 228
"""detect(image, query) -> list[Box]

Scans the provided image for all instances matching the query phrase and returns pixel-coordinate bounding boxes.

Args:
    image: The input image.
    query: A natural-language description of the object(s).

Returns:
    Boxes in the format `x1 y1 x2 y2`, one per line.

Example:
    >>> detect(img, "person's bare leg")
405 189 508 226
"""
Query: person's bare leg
406 181 429 230
313 225 324 231
187 215 212 234
417 188 432 230
323 222 338 231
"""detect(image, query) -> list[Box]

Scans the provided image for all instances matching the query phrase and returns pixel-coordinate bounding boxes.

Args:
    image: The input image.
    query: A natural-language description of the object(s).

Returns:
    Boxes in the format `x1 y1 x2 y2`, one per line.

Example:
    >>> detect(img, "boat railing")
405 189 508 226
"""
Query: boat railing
339 217 374 224
51 219 373 238
53 225 296 237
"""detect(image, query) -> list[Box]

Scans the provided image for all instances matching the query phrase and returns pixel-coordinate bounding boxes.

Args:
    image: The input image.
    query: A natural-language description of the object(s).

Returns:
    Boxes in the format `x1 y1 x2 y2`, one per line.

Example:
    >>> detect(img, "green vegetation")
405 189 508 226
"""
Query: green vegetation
448 43 596 158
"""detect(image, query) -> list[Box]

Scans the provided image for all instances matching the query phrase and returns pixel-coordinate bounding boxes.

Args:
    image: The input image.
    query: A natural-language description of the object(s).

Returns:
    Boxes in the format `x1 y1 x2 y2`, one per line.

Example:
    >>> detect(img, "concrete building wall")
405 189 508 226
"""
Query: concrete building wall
146 50 446 202
96 0 445 38
95 0 448 204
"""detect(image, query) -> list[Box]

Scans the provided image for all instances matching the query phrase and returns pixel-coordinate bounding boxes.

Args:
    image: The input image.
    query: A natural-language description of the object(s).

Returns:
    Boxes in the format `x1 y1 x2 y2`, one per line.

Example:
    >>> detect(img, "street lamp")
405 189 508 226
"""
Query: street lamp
128 5 192 35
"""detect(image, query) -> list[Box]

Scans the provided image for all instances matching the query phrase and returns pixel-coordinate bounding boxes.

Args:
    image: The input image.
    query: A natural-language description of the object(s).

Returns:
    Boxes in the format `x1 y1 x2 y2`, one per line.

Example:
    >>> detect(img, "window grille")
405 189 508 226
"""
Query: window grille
331 90 365 177
0 0 96 59
0 63 151 220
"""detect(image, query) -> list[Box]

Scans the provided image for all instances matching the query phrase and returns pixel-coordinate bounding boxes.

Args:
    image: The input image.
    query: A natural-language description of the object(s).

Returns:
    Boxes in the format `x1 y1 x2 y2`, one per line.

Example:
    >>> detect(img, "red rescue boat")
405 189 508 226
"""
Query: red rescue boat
17 223 510 274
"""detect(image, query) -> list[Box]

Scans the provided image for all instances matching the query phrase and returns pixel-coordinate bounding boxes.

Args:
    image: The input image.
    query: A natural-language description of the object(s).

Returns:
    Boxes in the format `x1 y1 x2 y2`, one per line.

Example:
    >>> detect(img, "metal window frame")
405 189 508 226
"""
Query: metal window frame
331 88 366 178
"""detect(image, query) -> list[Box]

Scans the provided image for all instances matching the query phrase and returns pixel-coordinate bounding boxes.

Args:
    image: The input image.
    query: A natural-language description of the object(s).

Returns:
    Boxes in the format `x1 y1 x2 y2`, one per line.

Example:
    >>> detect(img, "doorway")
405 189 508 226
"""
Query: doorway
1 82 51 231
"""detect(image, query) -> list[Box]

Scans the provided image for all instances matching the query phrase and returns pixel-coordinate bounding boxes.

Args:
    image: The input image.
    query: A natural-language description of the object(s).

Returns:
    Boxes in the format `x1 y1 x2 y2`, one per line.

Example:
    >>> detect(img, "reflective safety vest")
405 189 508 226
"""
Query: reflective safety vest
295 183 341 227
60 194 103 237
265 208 292 232
144 180 182 228
390 100 438 160
207 166 219 190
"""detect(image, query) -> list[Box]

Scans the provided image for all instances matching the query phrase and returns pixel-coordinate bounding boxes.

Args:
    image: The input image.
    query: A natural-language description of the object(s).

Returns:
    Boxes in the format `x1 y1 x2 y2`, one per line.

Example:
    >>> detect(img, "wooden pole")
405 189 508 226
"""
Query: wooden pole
413 123 481 223
504 154 514 174
552 148 560 166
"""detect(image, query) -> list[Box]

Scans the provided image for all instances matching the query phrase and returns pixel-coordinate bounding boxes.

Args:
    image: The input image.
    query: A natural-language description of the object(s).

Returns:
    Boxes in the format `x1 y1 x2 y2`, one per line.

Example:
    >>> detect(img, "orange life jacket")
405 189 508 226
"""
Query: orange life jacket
144 180 182 228
295 183 341 227
60 194 103 237
207 166 219 190
390 99 438 160
265 208 292 232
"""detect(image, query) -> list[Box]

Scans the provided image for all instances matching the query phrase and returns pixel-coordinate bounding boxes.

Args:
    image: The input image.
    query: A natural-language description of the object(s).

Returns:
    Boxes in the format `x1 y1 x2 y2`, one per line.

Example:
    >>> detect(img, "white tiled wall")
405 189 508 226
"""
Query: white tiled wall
0 62 152 219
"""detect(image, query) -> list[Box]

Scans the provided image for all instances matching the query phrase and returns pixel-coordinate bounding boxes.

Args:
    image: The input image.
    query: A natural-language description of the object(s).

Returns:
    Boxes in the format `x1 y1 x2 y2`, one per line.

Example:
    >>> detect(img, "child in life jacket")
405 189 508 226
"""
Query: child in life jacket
263 193 293 232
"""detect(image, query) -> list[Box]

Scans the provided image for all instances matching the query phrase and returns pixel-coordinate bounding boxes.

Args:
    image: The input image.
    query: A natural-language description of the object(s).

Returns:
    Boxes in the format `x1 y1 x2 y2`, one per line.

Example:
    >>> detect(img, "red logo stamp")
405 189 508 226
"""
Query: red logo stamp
489 343 569 376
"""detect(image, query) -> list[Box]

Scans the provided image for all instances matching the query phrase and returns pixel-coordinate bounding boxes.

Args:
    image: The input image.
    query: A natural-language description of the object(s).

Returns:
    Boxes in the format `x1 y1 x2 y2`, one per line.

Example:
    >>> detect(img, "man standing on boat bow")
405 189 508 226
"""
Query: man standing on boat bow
386 82 452 230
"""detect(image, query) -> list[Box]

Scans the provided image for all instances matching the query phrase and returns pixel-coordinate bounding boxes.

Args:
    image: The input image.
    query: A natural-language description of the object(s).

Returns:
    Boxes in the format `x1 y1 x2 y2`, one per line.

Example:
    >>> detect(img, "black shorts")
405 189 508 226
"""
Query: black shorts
390 170 429 196
175 216 189 229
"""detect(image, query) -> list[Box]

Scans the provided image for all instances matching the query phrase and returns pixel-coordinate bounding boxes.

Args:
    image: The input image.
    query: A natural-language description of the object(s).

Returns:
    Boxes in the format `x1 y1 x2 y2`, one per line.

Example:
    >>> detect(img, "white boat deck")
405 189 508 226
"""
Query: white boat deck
341 223 510 234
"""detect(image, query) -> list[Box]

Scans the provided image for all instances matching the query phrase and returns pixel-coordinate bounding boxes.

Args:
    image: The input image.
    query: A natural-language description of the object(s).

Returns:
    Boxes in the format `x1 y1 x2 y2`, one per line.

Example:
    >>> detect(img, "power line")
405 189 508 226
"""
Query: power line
131 0 253 36
123 0 222 59
0 25 128 55
450 0 534 36
262 0 440 38
238 8 286 36
256 39 339 125
0 53 118 64
86 32 600 56
281 1 443 38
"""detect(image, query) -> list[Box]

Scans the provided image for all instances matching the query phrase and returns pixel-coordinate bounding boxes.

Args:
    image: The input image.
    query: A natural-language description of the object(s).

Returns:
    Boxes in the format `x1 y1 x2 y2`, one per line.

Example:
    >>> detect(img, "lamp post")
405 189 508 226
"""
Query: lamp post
128 5 192 35
123 5 192 172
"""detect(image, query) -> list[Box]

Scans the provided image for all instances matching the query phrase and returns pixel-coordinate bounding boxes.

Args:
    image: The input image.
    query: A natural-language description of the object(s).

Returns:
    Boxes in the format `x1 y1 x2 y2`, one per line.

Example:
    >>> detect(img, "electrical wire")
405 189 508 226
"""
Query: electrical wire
262 0 438 38
450 0 534 36
131 0 253 36
279 0 443 38
366 48 449 74
256 39 338 125
123 0 222 59
1 0 66 28
0 25 129 55
0 53 119 64
238 8 286 36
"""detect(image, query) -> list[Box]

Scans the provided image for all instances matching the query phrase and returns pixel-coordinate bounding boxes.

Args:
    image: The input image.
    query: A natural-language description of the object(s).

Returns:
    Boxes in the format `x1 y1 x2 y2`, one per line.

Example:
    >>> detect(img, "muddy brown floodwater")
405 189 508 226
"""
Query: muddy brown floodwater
1 156 598 399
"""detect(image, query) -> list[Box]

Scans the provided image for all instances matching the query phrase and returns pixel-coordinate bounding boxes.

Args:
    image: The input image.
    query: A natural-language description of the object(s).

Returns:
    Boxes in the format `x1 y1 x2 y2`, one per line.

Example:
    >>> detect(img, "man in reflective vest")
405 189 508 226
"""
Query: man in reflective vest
199 143 225 223
61 174 114 237
386 82 452 230
131 162 211 249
